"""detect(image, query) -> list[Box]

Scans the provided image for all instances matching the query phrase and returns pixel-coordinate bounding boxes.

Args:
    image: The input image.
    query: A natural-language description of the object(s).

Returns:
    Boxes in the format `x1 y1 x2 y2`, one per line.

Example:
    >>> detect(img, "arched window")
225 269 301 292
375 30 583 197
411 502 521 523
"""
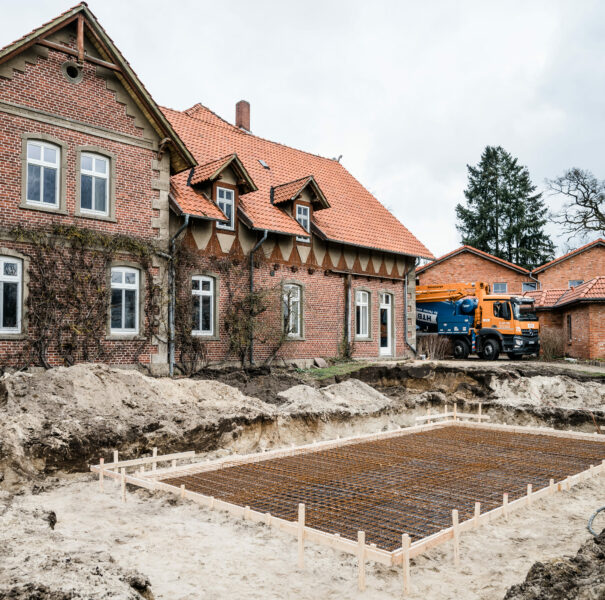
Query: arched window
80 153 109 215
26 140 60 207
0 256 22 333
110 267 139 334
192 275 215 336
283 283 302 337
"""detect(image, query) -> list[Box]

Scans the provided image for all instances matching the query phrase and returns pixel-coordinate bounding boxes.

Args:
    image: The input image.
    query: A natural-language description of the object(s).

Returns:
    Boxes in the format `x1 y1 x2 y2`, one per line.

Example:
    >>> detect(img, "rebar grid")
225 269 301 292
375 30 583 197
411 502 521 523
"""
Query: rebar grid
164 426 605 551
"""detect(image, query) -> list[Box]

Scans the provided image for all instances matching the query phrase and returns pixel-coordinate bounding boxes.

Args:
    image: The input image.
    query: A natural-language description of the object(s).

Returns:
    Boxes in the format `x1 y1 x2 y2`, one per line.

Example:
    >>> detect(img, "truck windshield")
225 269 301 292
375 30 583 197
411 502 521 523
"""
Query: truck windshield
512 301 537 322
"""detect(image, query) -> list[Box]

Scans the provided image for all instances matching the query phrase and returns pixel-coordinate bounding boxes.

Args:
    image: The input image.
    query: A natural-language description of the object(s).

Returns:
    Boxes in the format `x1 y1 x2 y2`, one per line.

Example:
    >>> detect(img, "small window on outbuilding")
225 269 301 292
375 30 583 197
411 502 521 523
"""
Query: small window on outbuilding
492 282 508 294
568 280 583 288
522 282 537 292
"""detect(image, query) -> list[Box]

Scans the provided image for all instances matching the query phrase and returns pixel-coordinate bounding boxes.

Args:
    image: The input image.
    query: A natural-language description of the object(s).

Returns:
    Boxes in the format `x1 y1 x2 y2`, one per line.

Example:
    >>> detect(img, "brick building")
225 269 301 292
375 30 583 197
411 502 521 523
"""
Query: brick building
0 5 432 372
531 239 605 289
416 245 537 294
526 278 605 359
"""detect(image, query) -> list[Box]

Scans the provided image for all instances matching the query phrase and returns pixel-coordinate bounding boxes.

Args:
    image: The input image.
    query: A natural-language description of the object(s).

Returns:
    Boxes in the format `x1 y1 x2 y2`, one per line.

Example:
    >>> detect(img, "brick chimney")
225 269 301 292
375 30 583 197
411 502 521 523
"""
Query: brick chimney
235 100 250 131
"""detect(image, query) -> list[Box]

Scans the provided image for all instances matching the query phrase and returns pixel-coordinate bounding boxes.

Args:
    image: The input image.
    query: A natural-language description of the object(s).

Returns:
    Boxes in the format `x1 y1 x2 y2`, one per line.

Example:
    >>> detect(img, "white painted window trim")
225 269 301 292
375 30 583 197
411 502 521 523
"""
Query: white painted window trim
216 187 235 231
0 256 22 334
80 152 109 216
110 267 139 335
283 283 302 337
26 140 60 208
355 290 370 338
296 204 310 242
192 275 214 336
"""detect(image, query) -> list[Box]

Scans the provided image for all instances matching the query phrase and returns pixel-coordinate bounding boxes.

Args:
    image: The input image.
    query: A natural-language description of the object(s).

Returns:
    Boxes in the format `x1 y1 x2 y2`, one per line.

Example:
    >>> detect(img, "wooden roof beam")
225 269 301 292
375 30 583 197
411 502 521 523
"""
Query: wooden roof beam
36 39 121 72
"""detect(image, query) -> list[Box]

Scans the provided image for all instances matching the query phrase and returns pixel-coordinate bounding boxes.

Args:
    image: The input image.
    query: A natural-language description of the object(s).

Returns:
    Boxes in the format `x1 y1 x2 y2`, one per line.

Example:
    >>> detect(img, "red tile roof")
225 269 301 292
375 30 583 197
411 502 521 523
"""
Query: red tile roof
523 277 605 308
416 245 530 274
170 177 226 221
163 105 433 258
190 155 236 186
532 239 605 273
553 276 605 307
273 176 313 205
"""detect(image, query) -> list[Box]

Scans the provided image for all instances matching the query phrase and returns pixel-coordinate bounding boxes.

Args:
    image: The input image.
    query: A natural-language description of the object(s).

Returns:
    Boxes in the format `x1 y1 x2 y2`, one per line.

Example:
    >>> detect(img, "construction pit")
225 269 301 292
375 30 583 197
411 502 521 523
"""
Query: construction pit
92 416 605 594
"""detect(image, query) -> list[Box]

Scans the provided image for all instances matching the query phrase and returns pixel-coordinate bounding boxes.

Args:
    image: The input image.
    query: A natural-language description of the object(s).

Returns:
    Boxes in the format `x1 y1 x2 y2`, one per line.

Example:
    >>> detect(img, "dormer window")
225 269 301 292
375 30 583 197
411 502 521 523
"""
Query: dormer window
296 204 310 242
216 187 235 231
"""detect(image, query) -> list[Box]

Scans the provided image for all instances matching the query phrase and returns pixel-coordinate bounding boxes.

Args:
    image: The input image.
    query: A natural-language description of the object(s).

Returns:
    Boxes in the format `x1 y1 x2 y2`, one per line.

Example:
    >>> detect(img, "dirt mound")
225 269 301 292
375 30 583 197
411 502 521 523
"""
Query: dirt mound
0 365 393 487
504 528 605 599
276 379 392 415
0 493 154 599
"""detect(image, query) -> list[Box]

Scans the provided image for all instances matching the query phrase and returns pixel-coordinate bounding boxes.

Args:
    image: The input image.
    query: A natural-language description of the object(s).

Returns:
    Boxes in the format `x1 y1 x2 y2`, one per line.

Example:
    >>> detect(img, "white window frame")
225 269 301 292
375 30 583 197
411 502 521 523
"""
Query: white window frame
295 204 310 242
110 267 139 335
355 290 370 338
216 187 235 231
492 282 508 294
26 140 60 208
192 275 214 336
283 283 302 338
522 282 537 292
80 152 109 216
0 256 22 334
568 279 583 288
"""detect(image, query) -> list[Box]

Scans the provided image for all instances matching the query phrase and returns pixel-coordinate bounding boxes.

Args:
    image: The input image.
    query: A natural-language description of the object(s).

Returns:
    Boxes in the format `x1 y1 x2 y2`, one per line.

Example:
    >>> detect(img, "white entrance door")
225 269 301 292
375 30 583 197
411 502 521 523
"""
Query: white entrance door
379 293 392 356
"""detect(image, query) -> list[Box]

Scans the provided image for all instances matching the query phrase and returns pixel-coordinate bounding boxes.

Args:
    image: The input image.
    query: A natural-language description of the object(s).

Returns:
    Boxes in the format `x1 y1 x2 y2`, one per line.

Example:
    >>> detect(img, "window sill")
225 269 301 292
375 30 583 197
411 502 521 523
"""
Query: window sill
19 202 67 216
192 333 220 341
105 334 146 342
354 336 374 342
0 332 26 341
296 238 311 244
75 211 117 223
216 227 235 233
285 335 306 342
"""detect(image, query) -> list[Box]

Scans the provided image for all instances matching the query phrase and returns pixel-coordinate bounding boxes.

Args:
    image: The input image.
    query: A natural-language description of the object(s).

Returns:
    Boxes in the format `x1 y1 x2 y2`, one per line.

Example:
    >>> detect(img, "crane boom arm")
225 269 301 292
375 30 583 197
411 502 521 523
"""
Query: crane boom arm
416 282 490 303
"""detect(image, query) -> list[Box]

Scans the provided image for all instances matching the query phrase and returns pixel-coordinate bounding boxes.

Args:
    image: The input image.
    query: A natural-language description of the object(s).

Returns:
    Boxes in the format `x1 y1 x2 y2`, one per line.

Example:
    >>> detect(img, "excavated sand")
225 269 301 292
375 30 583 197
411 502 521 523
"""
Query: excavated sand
1 474 603 599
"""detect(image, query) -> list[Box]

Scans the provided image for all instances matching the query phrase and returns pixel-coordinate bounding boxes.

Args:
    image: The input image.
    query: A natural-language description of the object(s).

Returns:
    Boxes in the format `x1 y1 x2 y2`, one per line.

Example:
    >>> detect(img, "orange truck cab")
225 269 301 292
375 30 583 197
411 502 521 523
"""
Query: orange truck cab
416 282 540 360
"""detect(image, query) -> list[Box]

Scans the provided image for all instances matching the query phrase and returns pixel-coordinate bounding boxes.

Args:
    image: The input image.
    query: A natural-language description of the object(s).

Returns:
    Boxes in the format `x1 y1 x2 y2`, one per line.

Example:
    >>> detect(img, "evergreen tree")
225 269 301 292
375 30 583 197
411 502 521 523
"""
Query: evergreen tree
455 146 554 270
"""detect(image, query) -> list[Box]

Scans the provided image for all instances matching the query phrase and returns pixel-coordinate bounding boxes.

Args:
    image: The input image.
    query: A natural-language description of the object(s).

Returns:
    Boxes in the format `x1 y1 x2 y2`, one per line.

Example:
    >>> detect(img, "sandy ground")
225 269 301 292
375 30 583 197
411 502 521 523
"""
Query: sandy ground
2 471 603 599
429 357 605 376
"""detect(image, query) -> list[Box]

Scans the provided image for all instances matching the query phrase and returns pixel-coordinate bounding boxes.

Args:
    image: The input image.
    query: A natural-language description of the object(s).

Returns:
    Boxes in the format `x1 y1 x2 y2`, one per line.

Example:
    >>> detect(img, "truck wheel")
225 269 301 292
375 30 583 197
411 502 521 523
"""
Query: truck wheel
453 338 470 359
481 338 500 361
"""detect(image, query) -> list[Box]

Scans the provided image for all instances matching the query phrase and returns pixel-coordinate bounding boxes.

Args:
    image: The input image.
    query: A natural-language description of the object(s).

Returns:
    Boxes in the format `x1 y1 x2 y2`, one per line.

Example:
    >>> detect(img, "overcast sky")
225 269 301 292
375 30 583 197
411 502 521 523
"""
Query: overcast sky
2 1 603 258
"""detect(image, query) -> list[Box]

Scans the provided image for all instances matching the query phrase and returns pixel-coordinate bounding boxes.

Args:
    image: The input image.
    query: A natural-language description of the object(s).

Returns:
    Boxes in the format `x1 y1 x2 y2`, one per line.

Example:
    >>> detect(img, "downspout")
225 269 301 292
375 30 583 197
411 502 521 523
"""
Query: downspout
344 273 352 354
169 214 190 377
404 259 419 356
249 229 268 365
529 271 540 291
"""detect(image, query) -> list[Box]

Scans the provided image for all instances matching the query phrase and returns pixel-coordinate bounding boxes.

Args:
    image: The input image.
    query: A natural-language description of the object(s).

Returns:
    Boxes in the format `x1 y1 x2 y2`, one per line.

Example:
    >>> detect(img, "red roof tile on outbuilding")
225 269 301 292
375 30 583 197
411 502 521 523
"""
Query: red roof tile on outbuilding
532 239 605 273
417 245 529 275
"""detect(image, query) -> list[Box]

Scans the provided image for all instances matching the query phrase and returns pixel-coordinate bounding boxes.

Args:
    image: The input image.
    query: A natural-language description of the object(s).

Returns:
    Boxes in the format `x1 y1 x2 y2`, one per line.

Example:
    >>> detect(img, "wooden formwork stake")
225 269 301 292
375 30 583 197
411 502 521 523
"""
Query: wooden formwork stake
444 404 448 416
298 503 306 569
527 484 532 506
590 464 595 477
244 505 251 520
427 407 431 424
549 478 555 494
357 530 366 591
265 512 271 526
120 468 126 503
478 403 482 418
172 459 177 469
152 447 158 472
402 533 411 597
452 510 460 566
474 502 481 528
180 484 185 499
99 458 104 491
503 493 508 520
453 403 458 421
113 450 119 486
565 477 571 491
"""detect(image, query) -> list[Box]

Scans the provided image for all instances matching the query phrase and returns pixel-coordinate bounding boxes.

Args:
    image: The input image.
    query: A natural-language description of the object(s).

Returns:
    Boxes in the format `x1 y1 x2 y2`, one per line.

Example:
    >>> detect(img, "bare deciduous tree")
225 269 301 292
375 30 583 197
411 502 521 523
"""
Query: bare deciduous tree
547 168 605 238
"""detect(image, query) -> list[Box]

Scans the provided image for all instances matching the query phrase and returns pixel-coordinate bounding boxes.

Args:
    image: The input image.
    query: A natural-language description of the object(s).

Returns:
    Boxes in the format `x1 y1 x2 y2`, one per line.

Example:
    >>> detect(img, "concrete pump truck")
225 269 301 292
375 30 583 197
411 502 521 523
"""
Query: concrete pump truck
415 282 540 360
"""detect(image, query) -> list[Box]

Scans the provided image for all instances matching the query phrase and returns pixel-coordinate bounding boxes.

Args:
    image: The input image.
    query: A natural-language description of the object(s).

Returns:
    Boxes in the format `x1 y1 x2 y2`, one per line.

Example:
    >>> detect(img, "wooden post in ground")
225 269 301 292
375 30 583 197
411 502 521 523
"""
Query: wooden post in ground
172 459 177 469
402 533 411 597
474 502 481 528
120 468 126 503
452 510 460 566
265 512 271 526
113 450 119 485
503 493 508 520
357 530 366 591
478 403 482 419
180 484 185 499
453 403 458 421
427 407 431 424
298 503 305 569
527 484 532 506
549 478 555 494
99 458 104 491
152 447 158 472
